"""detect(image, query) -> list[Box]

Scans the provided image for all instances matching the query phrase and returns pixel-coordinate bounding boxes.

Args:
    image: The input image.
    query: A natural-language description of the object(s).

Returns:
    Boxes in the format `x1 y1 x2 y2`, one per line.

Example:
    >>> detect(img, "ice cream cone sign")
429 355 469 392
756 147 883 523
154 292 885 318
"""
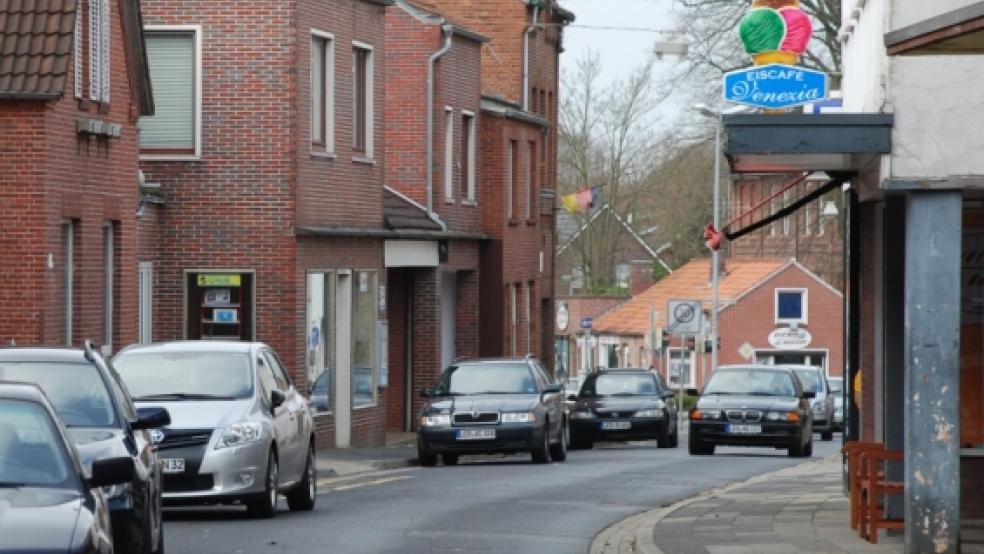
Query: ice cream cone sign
740 0 812 66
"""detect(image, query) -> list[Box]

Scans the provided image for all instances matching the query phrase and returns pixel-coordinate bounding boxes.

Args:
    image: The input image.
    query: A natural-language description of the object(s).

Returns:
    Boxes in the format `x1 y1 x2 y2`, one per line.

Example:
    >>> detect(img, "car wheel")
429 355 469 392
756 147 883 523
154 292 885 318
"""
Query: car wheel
417 439 437 467
668 418 679 448
656 421 670 448
441 454 459 466
549 420 567 462
247 450 279 518
788 436 806 458
821 429 834 441
531 424 551 464
286 444 316 511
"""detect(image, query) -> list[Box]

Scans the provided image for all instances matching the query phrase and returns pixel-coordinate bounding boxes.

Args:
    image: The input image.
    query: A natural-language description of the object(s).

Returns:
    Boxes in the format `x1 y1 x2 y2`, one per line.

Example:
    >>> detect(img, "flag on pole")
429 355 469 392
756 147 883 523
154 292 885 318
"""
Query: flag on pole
561 186 602 214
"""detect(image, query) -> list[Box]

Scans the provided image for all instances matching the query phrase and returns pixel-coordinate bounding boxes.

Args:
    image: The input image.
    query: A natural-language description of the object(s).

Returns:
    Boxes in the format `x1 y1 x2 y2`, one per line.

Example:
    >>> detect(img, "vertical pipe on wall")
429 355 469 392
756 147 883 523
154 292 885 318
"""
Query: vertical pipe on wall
426 25 453 216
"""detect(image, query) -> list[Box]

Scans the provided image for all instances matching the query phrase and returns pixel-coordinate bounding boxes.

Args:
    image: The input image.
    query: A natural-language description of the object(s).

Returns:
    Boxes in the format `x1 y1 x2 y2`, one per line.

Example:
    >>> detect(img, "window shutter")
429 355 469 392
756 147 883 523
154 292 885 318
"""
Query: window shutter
100 0 110 103
138 33 195 150
89 0 99 100
74 0 82 98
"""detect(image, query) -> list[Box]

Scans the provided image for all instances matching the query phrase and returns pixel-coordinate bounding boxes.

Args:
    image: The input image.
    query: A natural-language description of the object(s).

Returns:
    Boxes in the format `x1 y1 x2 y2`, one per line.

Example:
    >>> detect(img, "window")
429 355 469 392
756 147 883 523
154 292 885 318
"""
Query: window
530 87 537 112
782 190 791 236
140 27 201 158
526 141 535 221
89 0 110 103
256 355 278 397
351 271 378 408
138 262 153 344
507 140 517 221
462 112 476 202
186 272 254 340
310 31 335 153
539 90 546 116
769 183 778 237
776 288 808 325
102 223 116 354
352 44 373 157
306 272 334 413
509 284 517 356
263 351 291 391
525 281 533 355
616 263 630 288
444 107 454 201
61 220 75 346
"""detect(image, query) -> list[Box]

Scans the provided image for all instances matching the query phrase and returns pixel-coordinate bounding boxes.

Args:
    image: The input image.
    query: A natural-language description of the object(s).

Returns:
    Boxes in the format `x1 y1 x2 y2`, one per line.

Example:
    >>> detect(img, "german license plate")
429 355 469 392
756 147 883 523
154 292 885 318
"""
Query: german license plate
455 428 496 440
161 458 185 474
727 424 762 434
601 421 631 431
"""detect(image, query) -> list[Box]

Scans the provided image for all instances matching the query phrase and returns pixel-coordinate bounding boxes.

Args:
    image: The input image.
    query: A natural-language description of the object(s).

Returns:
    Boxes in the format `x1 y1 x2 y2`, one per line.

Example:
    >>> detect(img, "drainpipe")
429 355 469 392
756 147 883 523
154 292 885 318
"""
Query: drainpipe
427 25 454 217
523 0 541 111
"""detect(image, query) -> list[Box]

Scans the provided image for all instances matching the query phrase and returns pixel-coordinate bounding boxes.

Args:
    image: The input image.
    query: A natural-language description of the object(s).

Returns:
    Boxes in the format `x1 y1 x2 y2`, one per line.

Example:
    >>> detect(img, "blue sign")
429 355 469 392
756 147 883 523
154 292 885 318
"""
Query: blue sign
580 317 593 330
723 64 828 109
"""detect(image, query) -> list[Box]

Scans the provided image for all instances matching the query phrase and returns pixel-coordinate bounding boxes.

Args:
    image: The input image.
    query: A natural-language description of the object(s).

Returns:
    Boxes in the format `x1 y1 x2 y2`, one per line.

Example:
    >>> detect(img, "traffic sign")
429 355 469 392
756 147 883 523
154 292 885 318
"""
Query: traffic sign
667 300 702 335
723 64 828 110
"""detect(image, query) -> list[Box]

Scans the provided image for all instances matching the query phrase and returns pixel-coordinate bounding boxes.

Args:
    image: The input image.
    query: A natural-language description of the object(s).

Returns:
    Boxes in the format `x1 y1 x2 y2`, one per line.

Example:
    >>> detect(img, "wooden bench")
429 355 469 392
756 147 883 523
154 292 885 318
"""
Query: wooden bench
842 441 885 531
859 448 904 544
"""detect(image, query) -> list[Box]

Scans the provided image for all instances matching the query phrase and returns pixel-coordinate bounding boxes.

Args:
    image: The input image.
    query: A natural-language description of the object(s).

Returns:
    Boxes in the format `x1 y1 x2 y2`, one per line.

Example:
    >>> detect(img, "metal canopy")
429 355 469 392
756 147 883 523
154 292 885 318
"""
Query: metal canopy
723 113 894 174
885 2 984 55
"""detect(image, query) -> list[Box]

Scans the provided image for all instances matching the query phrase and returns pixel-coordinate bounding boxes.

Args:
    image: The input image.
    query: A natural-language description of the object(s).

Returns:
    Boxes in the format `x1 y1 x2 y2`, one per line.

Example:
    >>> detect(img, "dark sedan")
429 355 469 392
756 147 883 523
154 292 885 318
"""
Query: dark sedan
568 368 679 449
0 382 135 554
687 365 814 457
0 343 170 553
417 358 567 465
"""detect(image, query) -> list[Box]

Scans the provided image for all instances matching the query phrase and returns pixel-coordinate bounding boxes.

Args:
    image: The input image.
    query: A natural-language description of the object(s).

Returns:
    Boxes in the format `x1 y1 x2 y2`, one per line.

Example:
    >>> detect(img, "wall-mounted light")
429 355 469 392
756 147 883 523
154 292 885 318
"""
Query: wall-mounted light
822 200 840 218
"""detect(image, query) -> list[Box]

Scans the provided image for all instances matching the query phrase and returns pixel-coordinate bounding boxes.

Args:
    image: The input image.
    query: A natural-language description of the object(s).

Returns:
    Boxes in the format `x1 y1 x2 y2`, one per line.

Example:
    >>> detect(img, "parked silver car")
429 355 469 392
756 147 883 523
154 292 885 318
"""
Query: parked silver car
780 364 835 441
828 377 844 431
113 341 316 517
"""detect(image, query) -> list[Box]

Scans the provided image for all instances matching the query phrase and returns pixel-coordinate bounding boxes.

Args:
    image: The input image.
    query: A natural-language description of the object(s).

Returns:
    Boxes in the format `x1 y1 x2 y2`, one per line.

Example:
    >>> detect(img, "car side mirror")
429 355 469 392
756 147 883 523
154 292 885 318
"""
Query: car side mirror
542 383 562 394
271 389 286 409
566 394 578 402
132 406 171 430
420 388 433 398
685 388 700 396
802 391 817 399
662 391 675 400
89 457 136 488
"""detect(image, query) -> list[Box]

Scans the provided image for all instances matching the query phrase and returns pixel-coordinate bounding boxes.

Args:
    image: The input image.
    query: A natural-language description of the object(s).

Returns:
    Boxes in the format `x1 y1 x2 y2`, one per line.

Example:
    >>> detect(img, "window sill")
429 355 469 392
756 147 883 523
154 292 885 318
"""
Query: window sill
444 198 456 205
508 219 520 227
312 411 334 418
311 151 337 160
462 199 477 207
352 403 377 411
352 157 376 166
775 320 807 327
526 219 537 226
140 153 201 162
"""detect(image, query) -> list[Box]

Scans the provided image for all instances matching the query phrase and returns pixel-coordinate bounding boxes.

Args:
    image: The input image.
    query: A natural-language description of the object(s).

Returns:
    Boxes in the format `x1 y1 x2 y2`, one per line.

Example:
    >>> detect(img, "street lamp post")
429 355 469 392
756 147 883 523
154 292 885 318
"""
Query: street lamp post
695 104 722 373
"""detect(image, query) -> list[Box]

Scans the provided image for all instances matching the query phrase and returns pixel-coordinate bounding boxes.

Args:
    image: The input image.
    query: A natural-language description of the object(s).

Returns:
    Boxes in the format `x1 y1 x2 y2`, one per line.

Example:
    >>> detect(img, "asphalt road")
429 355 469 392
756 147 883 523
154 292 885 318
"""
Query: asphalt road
162 433 842 554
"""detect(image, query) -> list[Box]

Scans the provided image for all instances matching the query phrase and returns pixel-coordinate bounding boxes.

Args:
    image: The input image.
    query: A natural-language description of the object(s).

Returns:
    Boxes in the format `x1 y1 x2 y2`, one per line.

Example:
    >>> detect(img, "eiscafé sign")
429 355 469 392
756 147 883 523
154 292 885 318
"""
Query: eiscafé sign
768 327 812 349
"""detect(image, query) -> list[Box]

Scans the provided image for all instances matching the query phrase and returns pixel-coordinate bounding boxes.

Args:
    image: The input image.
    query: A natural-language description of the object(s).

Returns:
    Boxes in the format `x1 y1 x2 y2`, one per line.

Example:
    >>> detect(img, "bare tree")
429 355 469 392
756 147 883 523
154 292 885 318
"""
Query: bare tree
558 51 674 293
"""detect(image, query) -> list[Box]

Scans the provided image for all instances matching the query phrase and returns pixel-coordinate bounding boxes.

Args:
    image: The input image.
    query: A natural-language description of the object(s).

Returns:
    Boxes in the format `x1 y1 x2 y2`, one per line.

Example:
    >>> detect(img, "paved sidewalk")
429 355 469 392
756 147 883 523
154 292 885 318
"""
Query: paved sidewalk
315 432 417 477
592 455 903 554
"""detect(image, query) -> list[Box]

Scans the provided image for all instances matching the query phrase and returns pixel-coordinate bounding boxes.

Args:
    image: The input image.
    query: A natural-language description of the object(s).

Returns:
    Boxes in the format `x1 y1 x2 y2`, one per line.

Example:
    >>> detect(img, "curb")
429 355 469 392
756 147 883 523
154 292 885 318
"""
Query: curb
316 456 418 480
589 455 834 554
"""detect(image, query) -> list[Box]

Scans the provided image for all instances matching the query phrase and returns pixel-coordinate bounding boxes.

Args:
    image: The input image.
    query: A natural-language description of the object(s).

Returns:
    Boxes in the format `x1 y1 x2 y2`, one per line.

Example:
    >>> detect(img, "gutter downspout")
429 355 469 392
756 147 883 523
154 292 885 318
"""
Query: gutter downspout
523 0 541 111
427 25 454 218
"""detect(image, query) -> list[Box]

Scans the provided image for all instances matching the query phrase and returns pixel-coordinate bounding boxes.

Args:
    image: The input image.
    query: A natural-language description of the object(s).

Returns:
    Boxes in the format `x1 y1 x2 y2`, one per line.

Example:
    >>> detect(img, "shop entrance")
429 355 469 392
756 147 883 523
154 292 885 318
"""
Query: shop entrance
756 350 827 372
185 272 254 341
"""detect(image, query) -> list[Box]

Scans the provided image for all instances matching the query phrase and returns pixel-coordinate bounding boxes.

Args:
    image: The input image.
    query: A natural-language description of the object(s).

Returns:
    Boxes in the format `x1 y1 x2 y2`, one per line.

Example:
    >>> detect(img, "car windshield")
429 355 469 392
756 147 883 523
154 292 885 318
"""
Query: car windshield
113 351 253 400
828 378 843 394
792 369 823 393
0 362 117 428
703 369 798 397
583 373 658 396
435 363 537 395
0 399 75 489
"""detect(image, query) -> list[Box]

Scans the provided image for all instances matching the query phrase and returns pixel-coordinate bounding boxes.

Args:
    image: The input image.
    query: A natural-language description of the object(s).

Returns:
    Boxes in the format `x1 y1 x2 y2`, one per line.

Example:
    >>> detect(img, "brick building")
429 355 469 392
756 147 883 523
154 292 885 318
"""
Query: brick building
137 0 393 447
0 0 153 350
590 258 843 390
420 0 574 371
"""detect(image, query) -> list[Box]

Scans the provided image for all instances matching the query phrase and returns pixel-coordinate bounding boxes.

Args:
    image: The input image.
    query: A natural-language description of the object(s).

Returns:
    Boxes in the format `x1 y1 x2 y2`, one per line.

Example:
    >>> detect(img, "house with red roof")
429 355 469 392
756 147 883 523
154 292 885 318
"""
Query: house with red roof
590 258 843 390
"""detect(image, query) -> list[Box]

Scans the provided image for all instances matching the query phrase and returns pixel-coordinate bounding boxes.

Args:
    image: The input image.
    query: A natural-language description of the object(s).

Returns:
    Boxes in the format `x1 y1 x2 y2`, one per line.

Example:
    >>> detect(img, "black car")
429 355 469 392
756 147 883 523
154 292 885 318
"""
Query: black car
416 357 567 465
687 364 814 457
0 343 170 553
0 381 135 554
568 368 680 449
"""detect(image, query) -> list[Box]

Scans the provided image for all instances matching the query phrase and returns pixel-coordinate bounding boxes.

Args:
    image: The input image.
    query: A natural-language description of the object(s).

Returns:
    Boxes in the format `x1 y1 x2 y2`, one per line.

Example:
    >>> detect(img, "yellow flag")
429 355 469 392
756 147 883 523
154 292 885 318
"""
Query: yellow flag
561 193 581 214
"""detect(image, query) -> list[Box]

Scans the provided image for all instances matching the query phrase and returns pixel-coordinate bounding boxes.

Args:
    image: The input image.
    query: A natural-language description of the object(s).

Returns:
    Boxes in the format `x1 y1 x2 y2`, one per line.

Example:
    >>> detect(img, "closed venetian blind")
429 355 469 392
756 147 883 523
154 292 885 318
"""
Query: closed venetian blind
139 33 195 151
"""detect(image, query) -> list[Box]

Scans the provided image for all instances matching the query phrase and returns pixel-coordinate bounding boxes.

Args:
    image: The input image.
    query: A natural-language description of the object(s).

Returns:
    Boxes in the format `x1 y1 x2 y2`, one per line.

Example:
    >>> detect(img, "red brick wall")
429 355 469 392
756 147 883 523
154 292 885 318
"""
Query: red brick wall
718 263 844 379
0 0 142 351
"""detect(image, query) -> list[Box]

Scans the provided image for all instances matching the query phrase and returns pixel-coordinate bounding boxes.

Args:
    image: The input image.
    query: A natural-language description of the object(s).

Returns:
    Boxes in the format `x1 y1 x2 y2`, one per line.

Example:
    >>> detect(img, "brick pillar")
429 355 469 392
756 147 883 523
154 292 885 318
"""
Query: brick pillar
455 270 480 359
410 268 440 430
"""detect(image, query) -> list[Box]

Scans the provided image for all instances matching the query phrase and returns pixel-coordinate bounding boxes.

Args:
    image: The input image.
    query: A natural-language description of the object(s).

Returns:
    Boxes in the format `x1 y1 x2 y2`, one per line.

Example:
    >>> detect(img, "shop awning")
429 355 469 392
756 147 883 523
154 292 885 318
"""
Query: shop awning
885 2 984 55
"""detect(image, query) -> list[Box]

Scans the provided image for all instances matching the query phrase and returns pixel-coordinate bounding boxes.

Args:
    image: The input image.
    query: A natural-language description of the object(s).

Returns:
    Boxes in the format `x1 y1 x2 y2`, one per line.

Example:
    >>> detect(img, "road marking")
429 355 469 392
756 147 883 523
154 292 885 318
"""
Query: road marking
316 467 417 489
329 475 412 491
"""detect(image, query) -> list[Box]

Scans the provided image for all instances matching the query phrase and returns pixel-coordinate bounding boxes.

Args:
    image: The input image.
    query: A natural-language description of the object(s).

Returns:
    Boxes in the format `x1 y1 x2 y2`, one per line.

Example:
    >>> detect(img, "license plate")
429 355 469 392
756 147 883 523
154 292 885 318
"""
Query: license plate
727 424 762 434
601 421 631 431
455 428 496 441
161 458 186 474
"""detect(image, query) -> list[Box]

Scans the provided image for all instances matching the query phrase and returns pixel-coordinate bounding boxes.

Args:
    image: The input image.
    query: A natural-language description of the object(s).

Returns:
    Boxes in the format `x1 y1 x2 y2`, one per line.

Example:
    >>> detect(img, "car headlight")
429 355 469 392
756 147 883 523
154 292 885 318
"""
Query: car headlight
634 409 663 418
812 401 825 413
691 410 722 420
571 410 594 420
215 421 263 450
765 411 800 422
419 414 451 428
501 411 536 423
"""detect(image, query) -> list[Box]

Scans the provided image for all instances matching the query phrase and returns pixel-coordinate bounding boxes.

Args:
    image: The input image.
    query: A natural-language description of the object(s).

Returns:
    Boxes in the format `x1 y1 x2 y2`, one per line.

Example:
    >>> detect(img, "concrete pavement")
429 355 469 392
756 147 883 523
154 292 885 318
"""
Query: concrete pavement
315 432 417 477
592 454 903 554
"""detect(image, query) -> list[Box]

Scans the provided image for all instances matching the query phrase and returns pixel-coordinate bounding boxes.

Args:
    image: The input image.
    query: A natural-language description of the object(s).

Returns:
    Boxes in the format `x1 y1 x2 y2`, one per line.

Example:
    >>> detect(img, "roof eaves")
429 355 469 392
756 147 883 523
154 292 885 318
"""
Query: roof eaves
481 95 550 128
0 92 62 101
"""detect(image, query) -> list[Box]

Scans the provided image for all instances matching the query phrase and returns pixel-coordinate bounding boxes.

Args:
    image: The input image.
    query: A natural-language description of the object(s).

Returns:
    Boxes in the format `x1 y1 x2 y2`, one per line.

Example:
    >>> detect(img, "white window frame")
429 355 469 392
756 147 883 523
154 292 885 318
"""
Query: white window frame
138 262 153 344
74 0 82 99
140 25 203 161
444 106 454 202
310 30 336 156
352 41 375 161
782 190 790 236
462 110 476 203
775 288 809 325
769 183 778 237
89 0 110 103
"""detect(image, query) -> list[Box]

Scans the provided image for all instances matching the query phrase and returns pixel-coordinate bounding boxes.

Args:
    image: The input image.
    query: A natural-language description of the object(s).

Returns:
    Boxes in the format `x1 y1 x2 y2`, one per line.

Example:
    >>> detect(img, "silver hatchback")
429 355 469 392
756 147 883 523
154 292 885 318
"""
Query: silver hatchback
113 341 316 517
